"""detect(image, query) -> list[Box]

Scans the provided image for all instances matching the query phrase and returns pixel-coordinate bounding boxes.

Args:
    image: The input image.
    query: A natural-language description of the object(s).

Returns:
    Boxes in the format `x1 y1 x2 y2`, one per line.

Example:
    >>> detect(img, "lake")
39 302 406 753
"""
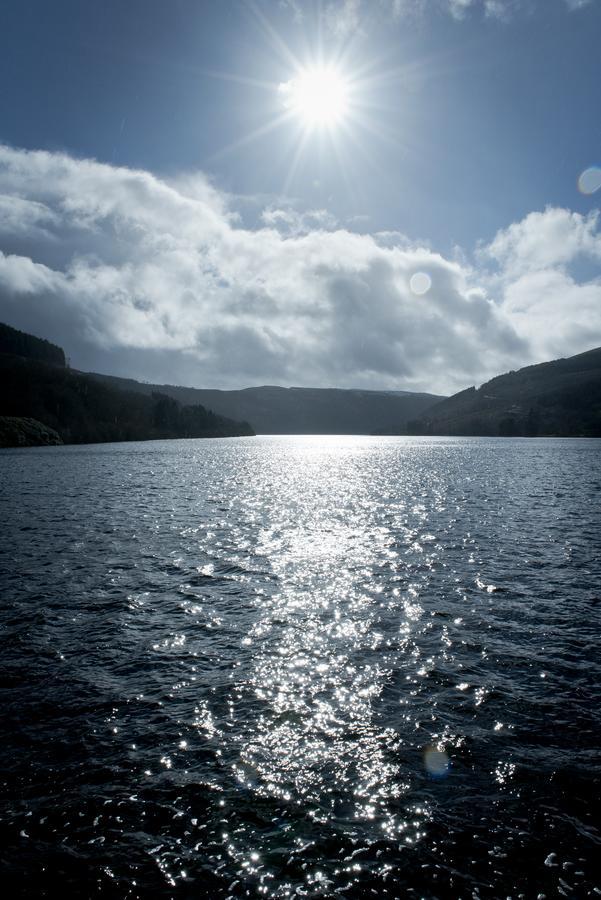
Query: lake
1 435 600 898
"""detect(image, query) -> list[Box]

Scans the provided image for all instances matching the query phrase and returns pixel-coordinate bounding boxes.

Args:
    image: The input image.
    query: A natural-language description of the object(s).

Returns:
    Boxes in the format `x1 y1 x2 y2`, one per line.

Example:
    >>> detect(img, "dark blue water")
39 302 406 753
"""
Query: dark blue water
1 435 600 898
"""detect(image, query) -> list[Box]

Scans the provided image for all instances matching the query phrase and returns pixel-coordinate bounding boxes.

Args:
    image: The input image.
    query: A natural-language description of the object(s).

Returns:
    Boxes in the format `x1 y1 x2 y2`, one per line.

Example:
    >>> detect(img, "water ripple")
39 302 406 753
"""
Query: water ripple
1 435 600 898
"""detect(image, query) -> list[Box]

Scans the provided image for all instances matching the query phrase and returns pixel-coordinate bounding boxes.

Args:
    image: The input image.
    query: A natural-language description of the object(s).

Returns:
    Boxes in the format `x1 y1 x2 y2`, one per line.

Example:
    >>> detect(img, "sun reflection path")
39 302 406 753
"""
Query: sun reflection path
218 437 443 891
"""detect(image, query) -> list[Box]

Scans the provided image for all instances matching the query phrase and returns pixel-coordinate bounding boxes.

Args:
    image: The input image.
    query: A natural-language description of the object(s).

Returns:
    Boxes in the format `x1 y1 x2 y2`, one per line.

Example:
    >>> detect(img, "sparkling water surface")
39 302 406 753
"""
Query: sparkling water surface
1 435 600 898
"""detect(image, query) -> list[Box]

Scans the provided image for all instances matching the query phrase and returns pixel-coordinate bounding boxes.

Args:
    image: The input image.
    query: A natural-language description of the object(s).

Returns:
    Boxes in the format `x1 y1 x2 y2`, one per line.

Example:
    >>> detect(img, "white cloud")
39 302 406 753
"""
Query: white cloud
319 0 595 31
0 145 600 394
478 206 601 366
501 268 601 361
483 207 601 276
0 249 59 295
0 195 58 238
324 0 364 38
260 206 339 236
448 0 476 19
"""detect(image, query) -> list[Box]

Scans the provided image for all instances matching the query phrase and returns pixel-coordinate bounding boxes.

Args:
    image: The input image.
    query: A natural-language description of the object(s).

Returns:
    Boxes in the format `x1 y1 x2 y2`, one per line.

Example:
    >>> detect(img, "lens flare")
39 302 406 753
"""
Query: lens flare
424 746 450 777
410 272 432 296
578 166 601 195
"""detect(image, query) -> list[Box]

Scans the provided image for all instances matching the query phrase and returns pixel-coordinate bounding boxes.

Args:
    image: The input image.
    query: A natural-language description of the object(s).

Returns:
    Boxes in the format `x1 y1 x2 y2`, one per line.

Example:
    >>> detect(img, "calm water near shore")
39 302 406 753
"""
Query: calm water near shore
1 435 600 898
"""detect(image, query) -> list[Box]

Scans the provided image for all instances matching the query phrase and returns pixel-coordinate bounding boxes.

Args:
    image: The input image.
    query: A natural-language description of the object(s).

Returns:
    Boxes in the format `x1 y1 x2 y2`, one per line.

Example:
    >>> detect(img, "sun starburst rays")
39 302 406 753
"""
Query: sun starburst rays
202 5 418 199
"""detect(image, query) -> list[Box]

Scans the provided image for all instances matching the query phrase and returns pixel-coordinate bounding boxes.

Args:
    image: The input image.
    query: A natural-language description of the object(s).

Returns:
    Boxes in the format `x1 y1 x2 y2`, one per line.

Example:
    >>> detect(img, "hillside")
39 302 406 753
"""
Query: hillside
0 322 66 367
5 320 599 441
0 326 254 445
0 416 63 448
407 346 601 437
86 376 444 434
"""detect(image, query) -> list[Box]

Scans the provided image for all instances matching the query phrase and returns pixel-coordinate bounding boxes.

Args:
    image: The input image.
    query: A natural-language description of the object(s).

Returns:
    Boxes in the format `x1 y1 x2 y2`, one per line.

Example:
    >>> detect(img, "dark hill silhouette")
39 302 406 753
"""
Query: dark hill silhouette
3 319 600 441
0 326 254 445
86 376 444 435
0 322 66 367
406 346 601 437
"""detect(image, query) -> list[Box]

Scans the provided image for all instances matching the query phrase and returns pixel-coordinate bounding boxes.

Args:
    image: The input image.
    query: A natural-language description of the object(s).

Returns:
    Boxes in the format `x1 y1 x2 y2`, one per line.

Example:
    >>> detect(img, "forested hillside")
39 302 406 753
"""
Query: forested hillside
407 347 601 437
87 376 443 435
0 334 254 445
0 322 66 367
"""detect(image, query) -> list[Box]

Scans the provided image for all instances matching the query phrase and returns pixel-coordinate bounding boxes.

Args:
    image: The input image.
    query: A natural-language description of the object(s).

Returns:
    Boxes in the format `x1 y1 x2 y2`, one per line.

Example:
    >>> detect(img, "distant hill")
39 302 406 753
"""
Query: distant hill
0 325 254 445
407 346 601 437
5 319 599 441
86 376 444 434
0 322 66 367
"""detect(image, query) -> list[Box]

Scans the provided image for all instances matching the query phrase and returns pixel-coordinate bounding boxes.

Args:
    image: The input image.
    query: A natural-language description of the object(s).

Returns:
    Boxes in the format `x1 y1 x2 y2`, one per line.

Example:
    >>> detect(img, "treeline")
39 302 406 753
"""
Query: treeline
403 348 601 438
0 354 254 444
406 409 545 437
0 322 66 367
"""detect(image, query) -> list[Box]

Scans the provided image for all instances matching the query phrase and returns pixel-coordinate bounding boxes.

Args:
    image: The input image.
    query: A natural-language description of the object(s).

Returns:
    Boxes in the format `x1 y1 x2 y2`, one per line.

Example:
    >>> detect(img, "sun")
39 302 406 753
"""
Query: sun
279 66 350 128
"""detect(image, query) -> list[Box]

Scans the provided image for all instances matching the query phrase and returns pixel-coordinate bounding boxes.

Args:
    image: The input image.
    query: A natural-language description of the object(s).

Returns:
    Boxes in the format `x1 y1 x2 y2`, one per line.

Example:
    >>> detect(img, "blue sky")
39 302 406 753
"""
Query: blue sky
0 0 600 392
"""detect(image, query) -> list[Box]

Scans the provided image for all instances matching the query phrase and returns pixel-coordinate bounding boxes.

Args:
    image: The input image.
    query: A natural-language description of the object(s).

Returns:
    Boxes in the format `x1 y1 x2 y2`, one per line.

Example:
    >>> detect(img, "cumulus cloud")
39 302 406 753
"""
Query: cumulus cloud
0 144 600 394
483 207 601 276
260 206 339 236
480 207 601 363
0 195 59 239
501 268 601 361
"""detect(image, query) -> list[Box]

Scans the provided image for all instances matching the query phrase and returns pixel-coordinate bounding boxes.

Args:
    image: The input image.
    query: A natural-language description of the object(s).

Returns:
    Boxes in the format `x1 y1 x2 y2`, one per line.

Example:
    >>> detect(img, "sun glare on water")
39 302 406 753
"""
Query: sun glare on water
280 66 350 128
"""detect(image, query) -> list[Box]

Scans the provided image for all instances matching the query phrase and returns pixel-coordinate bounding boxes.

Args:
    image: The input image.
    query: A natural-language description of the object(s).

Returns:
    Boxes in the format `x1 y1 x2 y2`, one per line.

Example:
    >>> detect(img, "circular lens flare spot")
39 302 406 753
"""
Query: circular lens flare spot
424 746 449 777
280 66 349 128
410 272 432 295
578 166 601 195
